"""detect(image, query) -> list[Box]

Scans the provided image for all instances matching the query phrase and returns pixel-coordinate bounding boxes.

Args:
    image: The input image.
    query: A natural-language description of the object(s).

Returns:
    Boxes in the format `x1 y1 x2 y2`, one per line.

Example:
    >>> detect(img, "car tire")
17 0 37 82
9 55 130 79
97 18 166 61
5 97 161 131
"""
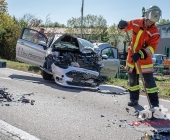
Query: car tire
41 61 53 80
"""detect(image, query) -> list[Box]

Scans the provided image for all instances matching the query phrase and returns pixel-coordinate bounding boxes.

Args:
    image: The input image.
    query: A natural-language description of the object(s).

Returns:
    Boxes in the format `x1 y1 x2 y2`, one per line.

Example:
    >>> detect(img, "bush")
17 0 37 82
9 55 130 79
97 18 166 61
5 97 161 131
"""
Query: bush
0 14 22 60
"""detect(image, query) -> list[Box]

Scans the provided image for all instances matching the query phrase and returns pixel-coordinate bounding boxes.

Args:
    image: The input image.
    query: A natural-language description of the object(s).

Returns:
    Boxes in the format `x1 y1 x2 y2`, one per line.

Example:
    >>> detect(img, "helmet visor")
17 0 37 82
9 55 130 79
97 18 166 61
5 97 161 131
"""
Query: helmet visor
147 10 161 22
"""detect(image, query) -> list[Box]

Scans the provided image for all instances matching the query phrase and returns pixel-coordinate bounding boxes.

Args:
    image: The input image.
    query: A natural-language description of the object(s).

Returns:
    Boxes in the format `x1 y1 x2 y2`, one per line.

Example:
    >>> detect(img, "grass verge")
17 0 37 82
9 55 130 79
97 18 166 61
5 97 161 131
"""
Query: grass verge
0 59 41 75
106 76 170 100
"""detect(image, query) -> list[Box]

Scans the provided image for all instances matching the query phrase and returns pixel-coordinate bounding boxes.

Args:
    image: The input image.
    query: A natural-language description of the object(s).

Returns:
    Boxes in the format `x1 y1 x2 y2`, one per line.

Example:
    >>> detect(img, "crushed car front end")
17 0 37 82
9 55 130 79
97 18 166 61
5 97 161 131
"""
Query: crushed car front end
51 64 99 90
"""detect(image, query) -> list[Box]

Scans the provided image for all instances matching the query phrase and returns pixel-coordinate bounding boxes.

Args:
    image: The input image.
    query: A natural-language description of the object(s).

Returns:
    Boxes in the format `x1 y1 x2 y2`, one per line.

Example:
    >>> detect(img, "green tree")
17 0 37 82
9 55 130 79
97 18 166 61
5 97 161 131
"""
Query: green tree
108 24 124 47
0 14 21 60
124 30 132 46
12 16 29 29
53 22 60 27
0 0 22 60
66 17 81 36
19 13 43 27
100 27 109 42
40 14 51 27
53 22 66 27
157 19 170 25
66 14 108 41
39 15 66 28
0 0 7 14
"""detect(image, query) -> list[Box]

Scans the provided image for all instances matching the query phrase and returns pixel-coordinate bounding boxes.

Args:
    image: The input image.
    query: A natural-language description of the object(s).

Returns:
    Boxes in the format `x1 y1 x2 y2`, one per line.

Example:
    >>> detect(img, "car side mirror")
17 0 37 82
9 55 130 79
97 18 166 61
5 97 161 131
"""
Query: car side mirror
102 54 108 59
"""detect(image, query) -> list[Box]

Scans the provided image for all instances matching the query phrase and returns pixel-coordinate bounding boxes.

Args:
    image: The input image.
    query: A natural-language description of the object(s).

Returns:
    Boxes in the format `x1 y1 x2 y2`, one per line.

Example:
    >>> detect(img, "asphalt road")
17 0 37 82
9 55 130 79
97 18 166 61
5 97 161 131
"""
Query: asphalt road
0 132 13 140
0 68 170 140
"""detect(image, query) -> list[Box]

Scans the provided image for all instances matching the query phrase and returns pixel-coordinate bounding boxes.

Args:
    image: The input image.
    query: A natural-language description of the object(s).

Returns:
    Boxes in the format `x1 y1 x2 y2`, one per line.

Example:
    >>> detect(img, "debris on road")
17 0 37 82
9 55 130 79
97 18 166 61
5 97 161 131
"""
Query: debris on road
138 105 170 120
0 88 12 102
98 85 128 95
62 97 66 99
0 88 35 106
107 124 111 127
156 129 170 136
140 130 170 140
101 115 105 117
21 98 30 103
98 90 128 95
125 107 130 113
31 100 35 105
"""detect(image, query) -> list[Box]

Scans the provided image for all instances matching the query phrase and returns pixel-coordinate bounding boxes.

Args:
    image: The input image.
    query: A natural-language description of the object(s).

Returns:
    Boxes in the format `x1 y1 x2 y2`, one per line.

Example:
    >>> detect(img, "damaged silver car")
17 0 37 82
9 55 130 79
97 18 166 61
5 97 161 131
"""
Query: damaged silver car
16 28 122 91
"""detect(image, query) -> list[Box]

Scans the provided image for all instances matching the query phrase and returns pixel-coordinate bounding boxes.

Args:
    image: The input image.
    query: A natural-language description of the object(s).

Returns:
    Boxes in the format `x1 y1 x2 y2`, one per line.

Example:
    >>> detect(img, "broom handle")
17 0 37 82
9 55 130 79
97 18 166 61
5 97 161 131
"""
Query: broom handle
125 31 152 108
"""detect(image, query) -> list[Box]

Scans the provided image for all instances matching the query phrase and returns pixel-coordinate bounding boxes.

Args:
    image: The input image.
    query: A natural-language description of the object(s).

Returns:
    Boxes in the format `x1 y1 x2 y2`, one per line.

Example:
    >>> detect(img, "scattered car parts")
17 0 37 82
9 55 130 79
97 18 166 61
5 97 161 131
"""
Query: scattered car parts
138 105 170 120
0 88 35 105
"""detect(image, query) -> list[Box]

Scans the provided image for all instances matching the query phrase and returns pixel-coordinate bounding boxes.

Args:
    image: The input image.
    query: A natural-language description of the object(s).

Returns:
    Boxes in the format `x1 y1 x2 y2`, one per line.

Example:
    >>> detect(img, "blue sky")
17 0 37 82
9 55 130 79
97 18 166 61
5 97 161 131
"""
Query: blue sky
6 0 170 26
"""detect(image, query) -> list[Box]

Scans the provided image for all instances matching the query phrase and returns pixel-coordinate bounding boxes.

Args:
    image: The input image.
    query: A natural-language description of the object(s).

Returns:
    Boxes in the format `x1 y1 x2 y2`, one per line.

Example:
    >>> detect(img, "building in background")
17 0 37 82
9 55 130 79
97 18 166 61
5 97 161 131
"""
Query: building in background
32 27 127 53
157 23 170 58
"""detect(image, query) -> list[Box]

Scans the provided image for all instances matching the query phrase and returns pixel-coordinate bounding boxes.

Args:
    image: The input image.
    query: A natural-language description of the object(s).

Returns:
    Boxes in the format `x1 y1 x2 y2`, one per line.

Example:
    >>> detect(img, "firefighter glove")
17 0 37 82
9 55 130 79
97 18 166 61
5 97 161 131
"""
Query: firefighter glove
131 53 140 63
118 20 128 29
131 49 148 63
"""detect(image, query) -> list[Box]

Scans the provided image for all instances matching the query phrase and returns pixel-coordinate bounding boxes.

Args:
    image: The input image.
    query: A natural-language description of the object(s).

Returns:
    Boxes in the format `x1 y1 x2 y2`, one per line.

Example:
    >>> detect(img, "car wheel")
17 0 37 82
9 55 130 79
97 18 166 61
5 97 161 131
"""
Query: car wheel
41 61 53 80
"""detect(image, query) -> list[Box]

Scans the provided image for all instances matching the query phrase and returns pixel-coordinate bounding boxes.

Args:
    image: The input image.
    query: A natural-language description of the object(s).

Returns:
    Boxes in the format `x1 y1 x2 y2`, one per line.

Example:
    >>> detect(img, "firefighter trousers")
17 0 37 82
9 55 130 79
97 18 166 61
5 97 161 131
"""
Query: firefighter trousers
128 69 159 106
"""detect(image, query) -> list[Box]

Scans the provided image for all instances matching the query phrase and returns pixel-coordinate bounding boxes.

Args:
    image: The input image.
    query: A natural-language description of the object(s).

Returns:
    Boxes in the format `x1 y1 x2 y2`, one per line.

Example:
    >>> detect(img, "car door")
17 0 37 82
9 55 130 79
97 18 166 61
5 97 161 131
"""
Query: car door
99 47 120 78
16 28 48 67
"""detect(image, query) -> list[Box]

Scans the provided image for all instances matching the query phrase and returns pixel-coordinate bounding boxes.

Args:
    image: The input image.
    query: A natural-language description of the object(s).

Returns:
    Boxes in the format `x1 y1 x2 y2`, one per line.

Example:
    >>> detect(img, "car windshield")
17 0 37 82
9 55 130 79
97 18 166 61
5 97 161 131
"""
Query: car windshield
54 42 79 49
78 38 94 48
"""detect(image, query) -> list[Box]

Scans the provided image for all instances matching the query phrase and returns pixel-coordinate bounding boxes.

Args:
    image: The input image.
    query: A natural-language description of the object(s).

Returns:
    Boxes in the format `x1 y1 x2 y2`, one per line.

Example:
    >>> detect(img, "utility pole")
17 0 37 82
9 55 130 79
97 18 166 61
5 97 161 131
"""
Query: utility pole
80 0 84 38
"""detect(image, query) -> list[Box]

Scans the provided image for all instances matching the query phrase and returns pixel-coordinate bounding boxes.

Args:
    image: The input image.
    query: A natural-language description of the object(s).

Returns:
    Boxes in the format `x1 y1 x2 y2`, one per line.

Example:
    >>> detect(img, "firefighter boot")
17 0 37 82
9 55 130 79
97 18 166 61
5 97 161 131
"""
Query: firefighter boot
128 100 138 106
148 93 159 107
128 90 139 106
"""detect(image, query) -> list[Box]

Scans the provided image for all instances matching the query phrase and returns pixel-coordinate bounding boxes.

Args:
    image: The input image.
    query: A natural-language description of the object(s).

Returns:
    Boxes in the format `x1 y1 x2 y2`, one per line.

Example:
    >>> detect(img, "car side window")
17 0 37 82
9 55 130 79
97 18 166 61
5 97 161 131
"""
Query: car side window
22 28 47 44
34 32 47 44
101 48 117 58
22 29 34 42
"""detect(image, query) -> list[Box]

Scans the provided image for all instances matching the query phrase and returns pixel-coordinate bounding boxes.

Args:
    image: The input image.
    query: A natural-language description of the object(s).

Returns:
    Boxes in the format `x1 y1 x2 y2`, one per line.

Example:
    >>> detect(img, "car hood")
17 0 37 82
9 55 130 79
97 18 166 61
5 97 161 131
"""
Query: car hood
53 34 96 53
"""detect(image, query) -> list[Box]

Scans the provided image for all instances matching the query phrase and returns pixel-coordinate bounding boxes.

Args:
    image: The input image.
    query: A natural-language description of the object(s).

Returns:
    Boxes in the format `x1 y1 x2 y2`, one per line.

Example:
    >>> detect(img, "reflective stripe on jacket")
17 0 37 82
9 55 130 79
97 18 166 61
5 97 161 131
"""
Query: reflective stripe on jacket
125 18 160 74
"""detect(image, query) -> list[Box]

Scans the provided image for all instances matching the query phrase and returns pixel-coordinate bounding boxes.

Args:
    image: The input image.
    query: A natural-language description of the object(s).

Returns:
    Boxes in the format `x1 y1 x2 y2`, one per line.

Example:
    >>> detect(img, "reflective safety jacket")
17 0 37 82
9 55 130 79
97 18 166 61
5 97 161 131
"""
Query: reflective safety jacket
125 18 160 74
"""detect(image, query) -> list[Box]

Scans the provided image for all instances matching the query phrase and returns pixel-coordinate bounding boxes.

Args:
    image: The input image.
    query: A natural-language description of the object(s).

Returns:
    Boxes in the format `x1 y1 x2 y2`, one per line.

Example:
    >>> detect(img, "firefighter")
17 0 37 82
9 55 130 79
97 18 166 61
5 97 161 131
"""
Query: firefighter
118 5 162 107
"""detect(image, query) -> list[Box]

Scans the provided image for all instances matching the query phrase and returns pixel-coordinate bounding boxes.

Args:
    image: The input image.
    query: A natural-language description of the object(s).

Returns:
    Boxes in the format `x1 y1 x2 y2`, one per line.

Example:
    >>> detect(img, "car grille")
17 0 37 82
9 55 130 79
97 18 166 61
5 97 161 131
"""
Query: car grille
66 70 98 87
66 81 96 87
66 70 98 80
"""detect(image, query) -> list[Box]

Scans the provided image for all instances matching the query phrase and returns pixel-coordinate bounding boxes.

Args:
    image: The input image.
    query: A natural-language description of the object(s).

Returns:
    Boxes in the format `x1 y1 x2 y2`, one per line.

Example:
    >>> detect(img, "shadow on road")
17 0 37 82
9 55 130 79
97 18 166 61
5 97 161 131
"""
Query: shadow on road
9 74 86 93
131 104 145 111
9 74 129 96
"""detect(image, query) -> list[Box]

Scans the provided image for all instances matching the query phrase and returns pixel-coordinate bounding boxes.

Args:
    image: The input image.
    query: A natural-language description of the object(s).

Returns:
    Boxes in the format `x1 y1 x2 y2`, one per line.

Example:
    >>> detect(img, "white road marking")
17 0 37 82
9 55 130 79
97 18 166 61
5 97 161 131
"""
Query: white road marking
0 120 40 140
